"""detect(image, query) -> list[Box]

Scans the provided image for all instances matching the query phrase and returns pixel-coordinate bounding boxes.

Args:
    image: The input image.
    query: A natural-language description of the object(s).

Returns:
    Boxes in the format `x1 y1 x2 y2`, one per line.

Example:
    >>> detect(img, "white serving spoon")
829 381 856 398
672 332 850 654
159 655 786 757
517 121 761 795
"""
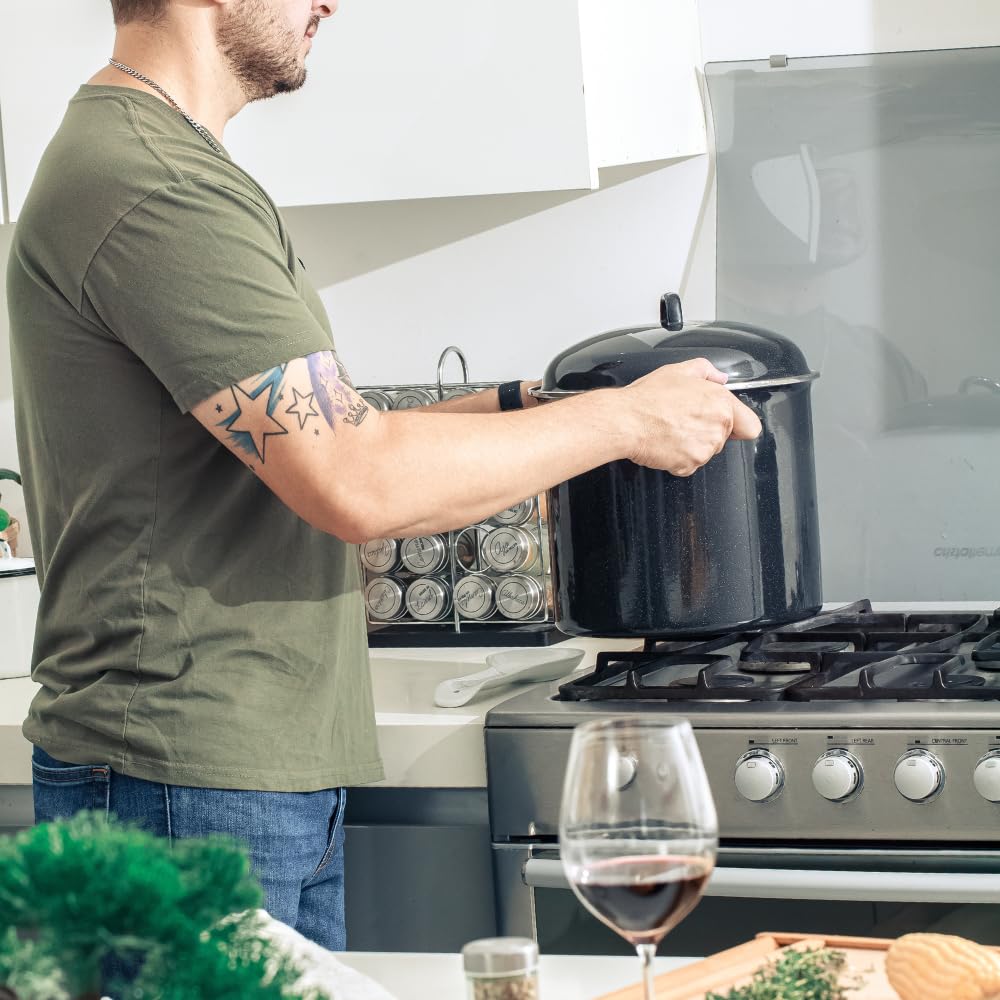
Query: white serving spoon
433 647 586 708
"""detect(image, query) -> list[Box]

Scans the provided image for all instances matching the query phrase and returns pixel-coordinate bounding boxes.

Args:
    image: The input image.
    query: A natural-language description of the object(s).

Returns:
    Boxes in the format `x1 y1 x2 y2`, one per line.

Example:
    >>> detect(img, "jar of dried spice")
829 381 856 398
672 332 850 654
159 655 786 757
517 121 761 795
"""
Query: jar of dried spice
462 937 539 1000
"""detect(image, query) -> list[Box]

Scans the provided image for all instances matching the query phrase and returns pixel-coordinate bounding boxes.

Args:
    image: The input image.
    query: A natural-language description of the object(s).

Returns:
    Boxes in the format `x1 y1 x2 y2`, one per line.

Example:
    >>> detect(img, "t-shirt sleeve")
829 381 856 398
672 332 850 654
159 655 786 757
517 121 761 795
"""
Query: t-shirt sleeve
83 177 333 413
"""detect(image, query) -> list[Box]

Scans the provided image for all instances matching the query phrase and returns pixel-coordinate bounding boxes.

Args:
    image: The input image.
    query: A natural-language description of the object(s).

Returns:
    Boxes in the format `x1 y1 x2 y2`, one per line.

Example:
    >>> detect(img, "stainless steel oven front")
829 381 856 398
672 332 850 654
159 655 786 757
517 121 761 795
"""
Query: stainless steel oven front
486 717 1000 956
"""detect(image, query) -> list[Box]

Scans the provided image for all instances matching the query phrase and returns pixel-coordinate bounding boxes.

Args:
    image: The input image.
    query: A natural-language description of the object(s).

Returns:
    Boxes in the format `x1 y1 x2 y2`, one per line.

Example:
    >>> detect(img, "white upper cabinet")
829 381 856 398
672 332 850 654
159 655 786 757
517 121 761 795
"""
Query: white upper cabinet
0 1 115 223
223 0 707 205
698 0 1000 63
0 0 705 220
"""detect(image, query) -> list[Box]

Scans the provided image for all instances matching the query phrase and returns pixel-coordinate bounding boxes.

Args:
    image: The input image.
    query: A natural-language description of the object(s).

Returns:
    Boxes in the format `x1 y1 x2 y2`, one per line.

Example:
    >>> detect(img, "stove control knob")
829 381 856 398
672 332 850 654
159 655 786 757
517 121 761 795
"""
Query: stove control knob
894 750 945 802
973 751 1000 803
734 750 784 802
812 750 863 801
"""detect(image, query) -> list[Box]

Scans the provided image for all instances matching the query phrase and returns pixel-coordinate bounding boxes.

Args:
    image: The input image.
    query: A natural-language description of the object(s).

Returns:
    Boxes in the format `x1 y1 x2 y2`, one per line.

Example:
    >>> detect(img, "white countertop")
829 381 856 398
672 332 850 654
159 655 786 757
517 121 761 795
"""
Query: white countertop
3 600 995 788
0 637 637 787
337 951 695 1000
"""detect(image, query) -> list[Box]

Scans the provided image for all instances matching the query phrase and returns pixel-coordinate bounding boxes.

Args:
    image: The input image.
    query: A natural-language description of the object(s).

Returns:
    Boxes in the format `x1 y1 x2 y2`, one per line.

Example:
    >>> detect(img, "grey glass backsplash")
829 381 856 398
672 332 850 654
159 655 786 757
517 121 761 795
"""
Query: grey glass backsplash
706 49 1000 601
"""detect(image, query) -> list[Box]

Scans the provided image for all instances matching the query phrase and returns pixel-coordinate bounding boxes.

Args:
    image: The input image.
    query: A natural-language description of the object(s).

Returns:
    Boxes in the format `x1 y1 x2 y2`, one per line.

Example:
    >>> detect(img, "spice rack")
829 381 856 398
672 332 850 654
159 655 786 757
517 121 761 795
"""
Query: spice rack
358 348 567 648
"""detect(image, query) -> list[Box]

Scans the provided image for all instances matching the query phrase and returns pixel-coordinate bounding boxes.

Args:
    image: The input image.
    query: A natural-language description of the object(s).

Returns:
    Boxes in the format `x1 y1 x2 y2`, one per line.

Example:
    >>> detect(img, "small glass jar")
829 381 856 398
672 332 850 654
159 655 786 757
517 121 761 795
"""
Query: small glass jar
393 387 436 409
359 389 394 412
400 534 449 575
454 574 496 621
405 577 453 621
495 574 547 621
442 386 476 401
364 577 407 621
481 526 540 575
359 537 402 575
488 497 536 528
462 937 539 1000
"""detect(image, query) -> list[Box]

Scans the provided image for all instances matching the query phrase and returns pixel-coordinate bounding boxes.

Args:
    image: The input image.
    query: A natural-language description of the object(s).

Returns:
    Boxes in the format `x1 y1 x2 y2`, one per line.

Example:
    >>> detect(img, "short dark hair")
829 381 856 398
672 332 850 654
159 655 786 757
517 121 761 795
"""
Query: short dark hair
110 0 169 25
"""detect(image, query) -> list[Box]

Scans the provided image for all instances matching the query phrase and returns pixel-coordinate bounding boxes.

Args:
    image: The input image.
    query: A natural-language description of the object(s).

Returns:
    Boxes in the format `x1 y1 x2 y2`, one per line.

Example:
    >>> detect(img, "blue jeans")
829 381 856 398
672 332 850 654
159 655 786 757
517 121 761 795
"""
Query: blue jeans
31 746 347 951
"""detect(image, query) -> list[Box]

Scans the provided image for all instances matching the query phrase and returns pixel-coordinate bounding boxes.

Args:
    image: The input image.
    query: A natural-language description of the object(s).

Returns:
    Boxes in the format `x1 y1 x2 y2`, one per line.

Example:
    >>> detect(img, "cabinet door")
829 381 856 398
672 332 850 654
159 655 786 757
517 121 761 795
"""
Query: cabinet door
224 0 596 205
0 0 114 223
699 0 1000 63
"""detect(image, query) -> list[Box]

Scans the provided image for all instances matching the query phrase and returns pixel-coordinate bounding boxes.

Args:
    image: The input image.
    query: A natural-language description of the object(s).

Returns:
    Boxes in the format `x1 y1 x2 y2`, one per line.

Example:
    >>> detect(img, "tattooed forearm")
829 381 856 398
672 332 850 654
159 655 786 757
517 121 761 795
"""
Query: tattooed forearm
205 354 367 471
307 351 369 431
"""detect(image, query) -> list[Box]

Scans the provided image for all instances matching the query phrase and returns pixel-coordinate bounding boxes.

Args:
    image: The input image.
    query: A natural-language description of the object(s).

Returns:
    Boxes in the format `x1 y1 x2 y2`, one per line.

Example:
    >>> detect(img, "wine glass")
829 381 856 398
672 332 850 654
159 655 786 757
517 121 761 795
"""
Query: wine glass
559 717 718 1000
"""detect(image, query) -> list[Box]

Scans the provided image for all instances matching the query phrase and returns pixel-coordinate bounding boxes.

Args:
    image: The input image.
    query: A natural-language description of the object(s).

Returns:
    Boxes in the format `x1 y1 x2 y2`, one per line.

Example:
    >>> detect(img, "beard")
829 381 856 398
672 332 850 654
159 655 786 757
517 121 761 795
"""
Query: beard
217 0 318 102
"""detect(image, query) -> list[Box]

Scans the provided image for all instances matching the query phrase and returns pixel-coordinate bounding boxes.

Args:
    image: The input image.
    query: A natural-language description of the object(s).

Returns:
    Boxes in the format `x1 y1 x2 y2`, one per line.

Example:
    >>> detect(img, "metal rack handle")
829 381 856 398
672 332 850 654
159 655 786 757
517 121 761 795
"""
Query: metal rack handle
437 346 470 401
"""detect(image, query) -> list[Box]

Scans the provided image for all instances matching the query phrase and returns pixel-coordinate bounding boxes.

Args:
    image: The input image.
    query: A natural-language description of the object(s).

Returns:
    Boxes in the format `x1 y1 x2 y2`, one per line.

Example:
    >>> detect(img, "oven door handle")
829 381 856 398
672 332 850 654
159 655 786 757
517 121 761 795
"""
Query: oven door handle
522 859 1000 904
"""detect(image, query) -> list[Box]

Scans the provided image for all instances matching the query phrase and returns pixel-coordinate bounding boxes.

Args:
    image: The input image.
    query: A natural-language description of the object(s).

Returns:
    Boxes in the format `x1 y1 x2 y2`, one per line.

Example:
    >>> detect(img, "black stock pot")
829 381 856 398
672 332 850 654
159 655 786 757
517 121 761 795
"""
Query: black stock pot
537 293 822 636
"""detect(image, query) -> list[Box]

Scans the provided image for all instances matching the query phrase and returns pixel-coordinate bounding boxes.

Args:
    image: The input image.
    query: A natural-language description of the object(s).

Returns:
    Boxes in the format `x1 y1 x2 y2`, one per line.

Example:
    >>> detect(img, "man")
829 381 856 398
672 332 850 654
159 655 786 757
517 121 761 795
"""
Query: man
6 0 761 952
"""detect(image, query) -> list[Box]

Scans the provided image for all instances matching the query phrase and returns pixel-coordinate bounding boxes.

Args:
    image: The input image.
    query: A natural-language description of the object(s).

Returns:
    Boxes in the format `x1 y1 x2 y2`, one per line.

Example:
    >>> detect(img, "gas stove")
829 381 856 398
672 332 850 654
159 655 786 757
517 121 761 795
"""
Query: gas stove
559 600 1000 706
486 602 1000 848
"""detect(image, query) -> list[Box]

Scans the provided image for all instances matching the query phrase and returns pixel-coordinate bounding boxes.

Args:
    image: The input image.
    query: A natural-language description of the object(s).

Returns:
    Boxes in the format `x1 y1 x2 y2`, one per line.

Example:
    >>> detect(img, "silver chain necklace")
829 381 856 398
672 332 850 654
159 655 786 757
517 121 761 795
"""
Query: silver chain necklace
108 59 224 155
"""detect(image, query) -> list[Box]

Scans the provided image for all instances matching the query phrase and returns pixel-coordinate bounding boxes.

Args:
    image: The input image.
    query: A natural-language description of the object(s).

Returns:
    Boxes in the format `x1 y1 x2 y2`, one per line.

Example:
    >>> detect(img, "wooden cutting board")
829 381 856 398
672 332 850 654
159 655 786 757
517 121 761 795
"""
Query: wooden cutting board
596 932 899 1000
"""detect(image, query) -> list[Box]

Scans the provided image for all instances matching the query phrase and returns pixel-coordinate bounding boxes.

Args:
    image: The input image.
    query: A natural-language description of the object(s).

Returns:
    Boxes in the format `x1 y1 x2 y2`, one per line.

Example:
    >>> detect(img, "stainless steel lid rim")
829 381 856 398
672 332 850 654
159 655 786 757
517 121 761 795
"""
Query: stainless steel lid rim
530 372 819 400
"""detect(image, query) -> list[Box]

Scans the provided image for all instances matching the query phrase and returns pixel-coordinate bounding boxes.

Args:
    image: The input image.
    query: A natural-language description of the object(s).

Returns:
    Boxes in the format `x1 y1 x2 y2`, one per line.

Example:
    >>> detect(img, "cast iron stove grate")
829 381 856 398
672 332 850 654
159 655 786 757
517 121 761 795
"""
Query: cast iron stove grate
557 601 1000 703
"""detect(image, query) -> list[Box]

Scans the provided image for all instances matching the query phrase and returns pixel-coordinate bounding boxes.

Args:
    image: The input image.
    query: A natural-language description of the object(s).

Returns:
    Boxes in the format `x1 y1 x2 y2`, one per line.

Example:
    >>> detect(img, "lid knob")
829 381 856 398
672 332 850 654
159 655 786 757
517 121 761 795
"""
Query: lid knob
660 293 684 332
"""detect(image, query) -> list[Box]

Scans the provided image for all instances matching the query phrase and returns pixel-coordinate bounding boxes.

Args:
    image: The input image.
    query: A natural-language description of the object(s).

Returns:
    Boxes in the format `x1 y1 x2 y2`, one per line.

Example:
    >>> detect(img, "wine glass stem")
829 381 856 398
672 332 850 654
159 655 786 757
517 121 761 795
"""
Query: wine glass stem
637 943 657 1000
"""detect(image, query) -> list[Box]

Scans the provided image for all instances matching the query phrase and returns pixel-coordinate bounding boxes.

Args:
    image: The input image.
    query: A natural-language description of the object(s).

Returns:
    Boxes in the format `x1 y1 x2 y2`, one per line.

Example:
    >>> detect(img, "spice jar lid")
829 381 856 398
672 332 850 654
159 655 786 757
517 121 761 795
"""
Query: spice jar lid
393 387 436 409
495 575 545 620
359 389 394 411
360 537 400 573
489 498 536 527
364 577 405 620
454 574 495 620
462 937 539 976
400 534 448 574
405 577 451 621
481 526 536 573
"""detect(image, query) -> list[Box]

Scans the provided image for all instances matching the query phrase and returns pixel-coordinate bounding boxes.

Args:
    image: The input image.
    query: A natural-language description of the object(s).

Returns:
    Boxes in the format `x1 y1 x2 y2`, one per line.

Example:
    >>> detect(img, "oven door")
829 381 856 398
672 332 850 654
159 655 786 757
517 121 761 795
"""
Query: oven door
494 844 1000 956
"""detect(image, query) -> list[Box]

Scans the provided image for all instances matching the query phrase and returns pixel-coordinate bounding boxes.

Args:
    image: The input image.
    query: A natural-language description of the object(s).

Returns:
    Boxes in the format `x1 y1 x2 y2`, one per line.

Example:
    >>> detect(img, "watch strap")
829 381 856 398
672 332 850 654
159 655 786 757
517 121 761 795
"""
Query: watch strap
498 380 524 412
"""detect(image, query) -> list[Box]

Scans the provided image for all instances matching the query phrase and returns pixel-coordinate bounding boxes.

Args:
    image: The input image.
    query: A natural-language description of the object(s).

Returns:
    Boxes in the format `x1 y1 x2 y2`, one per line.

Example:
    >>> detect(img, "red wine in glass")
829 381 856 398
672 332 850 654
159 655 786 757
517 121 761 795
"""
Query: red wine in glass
571 854 714 946
559 719 718 1000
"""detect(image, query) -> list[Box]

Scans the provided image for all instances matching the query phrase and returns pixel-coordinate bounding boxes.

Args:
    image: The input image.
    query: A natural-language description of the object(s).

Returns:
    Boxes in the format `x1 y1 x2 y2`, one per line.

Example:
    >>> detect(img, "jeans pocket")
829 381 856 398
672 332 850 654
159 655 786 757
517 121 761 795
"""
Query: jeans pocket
32 748 111 823
311 787 347 877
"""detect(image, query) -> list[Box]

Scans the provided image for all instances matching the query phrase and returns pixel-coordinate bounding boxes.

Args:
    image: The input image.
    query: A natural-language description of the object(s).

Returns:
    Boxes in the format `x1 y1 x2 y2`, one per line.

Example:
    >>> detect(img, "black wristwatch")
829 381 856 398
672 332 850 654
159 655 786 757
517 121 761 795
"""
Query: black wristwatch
498 380 524 412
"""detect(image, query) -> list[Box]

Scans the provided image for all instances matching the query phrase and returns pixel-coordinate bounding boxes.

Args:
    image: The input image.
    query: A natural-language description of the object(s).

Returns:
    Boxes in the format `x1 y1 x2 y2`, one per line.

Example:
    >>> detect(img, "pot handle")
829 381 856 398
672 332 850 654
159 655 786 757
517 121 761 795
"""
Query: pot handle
660 293 684 332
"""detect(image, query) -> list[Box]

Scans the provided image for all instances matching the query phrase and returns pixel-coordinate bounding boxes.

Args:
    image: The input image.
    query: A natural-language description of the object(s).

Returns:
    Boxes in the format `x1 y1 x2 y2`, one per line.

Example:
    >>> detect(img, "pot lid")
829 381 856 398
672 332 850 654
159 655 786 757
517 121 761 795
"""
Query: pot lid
541 293 817 393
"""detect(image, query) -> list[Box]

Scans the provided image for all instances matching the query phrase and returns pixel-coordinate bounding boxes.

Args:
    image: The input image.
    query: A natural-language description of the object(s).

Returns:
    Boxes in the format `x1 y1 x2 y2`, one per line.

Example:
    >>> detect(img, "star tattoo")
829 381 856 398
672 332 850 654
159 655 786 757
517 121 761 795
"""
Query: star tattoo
215 404 223 413
227 384 288 462
285 387 320 430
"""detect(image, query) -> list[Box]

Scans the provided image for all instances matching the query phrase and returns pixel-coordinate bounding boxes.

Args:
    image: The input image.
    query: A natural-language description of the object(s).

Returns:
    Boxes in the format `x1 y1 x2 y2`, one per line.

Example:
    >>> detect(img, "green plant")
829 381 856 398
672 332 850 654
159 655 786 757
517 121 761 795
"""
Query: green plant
0 813 323 1000
0 469 21 534
706 947 863 1000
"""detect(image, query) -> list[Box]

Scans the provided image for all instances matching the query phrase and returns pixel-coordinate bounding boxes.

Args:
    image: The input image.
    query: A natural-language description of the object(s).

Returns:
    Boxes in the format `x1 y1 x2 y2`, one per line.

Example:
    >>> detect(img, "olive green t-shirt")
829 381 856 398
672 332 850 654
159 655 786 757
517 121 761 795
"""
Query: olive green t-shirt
7 86 384 791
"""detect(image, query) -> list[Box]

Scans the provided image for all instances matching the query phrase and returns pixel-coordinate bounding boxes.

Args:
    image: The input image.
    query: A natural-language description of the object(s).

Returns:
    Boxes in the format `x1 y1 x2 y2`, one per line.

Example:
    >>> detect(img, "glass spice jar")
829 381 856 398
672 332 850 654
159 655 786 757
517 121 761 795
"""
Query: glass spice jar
462 937 539 1000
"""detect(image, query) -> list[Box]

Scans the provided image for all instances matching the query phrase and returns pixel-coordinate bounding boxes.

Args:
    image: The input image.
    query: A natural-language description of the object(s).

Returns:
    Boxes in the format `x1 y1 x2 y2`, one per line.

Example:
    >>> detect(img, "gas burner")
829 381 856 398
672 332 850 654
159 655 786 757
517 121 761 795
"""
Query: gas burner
557 601 1000 704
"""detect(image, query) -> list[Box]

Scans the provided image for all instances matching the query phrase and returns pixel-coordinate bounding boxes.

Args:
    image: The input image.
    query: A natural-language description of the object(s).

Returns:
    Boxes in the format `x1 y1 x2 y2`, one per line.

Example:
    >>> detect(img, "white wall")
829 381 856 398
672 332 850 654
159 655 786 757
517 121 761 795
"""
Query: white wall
280 156 713 387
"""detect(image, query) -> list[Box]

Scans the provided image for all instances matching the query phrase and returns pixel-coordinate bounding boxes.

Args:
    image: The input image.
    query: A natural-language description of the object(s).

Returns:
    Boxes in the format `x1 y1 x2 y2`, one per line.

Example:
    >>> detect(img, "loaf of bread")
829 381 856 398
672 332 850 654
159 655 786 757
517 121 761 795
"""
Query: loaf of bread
886 933 1000 1000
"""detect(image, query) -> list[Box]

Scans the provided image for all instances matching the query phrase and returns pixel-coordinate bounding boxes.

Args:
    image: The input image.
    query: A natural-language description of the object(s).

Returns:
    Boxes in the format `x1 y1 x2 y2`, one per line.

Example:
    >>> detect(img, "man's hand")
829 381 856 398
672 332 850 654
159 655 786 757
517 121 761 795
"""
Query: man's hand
623 358 763 476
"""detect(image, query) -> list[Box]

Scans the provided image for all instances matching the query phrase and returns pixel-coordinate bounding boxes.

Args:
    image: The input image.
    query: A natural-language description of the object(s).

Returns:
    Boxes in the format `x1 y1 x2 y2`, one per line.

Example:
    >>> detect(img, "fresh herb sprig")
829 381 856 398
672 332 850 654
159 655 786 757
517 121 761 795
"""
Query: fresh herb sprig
707 946 862 1000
